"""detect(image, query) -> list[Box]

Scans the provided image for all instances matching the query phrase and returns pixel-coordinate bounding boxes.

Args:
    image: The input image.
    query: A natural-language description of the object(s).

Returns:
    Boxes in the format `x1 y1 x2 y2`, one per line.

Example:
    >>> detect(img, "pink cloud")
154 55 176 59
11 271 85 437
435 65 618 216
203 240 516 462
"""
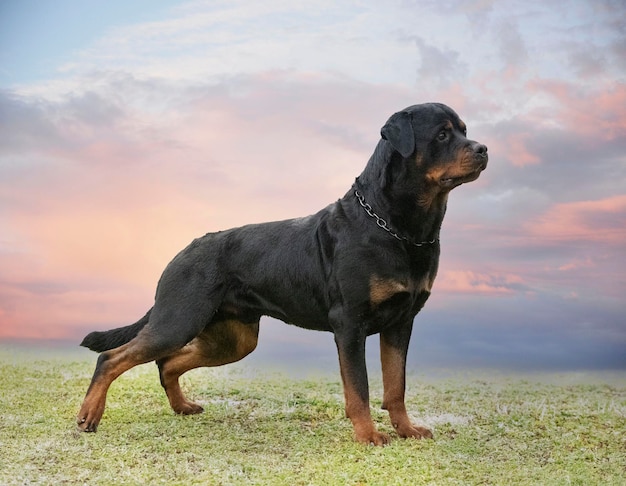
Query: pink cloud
0 280 149 340
435 270 525 295
557 257 595 272
505 133 541 167
527 80 626 140
525 195 626 244
482 80 626 170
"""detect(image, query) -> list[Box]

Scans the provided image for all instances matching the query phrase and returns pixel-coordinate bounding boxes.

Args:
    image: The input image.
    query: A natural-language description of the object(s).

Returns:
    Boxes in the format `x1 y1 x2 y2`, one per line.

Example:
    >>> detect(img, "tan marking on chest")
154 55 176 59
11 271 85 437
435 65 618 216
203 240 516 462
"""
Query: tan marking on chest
369 275 411 306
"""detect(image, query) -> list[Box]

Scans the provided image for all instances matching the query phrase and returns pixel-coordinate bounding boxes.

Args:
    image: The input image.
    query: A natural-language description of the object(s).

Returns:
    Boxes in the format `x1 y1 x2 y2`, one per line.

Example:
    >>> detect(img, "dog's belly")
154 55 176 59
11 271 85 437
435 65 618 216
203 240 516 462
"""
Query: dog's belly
218 284 332 332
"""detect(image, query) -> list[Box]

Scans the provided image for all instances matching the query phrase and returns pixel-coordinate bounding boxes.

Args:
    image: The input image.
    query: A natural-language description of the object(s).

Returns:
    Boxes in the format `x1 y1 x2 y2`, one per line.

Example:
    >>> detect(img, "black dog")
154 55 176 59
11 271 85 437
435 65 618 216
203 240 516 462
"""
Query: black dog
78 102 488 445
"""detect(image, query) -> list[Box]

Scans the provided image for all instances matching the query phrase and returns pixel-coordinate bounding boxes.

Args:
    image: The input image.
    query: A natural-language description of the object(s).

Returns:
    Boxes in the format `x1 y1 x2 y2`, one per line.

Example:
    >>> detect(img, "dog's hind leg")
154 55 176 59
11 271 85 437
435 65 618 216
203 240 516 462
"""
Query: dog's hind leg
77 308 214 432
156 319 260 415
77 264 224 432
77 339 152 432
77 317 211 432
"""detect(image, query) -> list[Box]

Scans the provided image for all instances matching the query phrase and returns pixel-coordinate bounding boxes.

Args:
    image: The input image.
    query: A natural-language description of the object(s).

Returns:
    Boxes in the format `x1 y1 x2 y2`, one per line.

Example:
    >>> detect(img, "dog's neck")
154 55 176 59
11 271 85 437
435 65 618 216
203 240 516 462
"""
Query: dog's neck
353 140 448 244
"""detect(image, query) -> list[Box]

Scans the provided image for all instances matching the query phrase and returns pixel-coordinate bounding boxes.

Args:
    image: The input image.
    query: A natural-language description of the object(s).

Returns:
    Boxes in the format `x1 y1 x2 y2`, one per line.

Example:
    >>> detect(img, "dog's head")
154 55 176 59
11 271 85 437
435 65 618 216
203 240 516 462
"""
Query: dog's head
381 103 488 192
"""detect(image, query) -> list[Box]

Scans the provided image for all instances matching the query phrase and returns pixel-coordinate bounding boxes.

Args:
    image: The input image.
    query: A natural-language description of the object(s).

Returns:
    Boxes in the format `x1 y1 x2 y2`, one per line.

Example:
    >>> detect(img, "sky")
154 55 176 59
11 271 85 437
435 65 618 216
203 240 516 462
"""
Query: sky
0 0 625 372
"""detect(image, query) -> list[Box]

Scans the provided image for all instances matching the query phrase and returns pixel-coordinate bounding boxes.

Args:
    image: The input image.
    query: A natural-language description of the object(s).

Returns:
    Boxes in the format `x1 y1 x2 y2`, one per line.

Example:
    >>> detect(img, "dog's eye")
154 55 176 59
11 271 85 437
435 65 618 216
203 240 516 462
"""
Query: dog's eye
437 130 447 141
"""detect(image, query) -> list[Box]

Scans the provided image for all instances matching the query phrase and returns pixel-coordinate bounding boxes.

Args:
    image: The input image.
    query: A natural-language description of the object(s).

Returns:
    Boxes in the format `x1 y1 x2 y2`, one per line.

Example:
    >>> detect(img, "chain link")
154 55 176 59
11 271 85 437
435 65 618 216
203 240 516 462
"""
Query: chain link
354 189 438 247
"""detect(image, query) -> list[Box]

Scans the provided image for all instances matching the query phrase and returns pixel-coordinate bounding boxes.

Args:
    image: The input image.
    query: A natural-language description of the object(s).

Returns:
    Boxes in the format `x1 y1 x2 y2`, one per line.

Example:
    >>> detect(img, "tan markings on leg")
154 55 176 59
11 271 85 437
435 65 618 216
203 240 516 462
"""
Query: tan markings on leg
380 337 432 440
336 348 389 446
159 320 259 414
77 341 149 432
199 319 259 364
369 275 410 307
158 342 206 415
341 379 389 446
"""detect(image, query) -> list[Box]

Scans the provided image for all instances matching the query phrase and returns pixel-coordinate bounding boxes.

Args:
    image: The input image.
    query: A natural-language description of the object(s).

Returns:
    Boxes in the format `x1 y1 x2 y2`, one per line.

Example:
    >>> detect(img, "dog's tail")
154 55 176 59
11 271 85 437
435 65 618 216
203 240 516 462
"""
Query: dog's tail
80 309 152 352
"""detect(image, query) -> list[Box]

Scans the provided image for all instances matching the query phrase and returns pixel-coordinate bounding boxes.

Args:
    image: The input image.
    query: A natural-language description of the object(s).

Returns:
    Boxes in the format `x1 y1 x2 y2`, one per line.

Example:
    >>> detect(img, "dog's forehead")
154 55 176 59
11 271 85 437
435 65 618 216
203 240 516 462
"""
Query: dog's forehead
405 103 461 125
394 104 465 140
403 103 458 136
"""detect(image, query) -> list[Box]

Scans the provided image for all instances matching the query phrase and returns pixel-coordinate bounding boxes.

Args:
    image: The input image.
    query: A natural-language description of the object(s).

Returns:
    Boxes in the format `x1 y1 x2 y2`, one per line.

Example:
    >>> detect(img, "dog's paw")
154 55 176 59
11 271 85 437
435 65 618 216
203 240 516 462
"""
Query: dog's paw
76 407 102 433
173 400 204 415
396 422 433 440
355 428 390 446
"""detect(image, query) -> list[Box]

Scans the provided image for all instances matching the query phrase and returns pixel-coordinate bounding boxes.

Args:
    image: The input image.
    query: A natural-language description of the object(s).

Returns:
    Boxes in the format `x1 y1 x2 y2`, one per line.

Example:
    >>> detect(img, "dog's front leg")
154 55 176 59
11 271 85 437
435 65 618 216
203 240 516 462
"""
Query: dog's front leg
334 329 389 446
380 323 433 439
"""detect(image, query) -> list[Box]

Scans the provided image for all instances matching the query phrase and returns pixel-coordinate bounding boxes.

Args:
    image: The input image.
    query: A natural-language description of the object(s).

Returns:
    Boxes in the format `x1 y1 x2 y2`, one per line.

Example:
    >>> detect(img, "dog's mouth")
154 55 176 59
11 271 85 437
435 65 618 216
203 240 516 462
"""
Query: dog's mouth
440 155 488 189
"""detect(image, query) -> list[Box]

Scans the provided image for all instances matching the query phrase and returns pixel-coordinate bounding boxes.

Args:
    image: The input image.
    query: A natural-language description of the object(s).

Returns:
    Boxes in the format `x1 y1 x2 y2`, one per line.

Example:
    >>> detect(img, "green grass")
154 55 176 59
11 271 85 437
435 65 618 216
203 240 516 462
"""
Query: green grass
0 348 624 485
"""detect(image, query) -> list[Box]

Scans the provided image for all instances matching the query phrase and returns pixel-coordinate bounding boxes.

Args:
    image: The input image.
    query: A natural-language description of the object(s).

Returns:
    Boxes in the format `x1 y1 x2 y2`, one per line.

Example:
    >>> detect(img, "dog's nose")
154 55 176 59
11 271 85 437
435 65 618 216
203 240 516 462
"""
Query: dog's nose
474 143 488 155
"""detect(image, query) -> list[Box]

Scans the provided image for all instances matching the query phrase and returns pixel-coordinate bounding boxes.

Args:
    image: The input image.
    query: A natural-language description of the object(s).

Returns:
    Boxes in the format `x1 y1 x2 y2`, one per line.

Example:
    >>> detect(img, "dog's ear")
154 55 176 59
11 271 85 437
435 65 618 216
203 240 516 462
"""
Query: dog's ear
380 111 415 158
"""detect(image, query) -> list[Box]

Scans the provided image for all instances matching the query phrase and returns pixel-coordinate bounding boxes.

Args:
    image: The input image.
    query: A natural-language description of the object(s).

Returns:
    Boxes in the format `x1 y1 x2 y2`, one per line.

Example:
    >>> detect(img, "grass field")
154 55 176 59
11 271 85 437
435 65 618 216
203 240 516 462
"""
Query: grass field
0 346 624 485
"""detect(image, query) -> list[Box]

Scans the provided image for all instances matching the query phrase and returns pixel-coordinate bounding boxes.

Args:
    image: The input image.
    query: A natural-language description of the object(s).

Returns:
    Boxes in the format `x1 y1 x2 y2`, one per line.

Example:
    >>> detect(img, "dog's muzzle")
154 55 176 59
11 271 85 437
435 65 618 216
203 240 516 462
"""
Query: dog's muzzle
474 143 488 170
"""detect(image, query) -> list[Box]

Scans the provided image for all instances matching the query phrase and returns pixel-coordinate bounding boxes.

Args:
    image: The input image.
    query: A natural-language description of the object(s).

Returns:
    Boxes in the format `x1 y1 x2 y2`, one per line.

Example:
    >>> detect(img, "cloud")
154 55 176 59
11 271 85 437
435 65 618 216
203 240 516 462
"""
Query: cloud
525 195 626 244
436 270 527 295
0 90 63 154
477 85 626 208
567 44 609 80
527 80 626 141
502 133 540 167
495 19 528 77
412 36 469 86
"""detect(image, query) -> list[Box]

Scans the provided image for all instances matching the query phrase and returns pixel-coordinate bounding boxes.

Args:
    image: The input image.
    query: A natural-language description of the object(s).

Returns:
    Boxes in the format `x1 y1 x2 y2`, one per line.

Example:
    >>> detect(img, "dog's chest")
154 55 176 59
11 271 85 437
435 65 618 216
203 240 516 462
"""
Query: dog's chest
368 270 435 309
361 271 434 335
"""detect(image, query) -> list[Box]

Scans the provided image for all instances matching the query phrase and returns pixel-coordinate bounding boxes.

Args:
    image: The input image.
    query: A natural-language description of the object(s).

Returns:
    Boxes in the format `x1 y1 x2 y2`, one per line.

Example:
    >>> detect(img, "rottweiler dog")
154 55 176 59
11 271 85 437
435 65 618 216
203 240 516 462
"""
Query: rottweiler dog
78 102 488 445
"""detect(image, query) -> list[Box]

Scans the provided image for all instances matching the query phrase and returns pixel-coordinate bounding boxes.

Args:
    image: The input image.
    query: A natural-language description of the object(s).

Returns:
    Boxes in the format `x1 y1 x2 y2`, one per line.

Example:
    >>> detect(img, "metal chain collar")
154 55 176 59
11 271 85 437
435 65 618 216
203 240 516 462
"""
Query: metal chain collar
354 189 438 247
